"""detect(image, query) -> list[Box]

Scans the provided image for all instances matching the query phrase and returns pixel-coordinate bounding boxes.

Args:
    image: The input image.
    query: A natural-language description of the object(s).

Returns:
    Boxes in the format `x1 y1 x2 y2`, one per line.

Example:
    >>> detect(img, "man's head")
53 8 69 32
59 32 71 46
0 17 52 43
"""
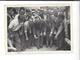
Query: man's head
26 9 31 16
32 10 36 16
54 11 58 17
58 13 65 23
19 7 25 15
7 8 17 16
58 13 64 20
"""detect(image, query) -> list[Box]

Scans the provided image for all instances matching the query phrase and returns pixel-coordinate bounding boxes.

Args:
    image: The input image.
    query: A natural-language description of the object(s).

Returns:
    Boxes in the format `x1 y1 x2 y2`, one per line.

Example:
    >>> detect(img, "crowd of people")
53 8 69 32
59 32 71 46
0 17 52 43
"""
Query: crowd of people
7 7 71 52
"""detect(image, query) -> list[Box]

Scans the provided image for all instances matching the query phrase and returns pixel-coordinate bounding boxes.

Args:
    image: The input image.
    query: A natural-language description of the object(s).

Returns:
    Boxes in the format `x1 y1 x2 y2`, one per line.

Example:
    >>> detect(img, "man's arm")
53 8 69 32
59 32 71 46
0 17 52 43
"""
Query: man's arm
50 27 54 37
24 21 29 40
8 20 14 30
55 23 63 39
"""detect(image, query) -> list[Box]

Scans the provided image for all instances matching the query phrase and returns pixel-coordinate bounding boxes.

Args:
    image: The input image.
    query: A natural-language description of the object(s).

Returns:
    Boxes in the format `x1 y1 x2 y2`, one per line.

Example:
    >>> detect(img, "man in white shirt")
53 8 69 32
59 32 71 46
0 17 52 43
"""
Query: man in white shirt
8 7 26 51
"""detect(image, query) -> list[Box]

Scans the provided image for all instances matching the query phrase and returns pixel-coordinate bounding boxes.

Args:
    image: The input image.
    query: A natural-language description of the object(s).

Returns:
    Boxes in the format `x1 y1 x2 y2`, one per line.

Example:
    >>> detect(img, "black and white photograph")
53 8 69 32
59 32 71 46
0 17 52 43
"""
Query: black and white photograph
7 6 71 52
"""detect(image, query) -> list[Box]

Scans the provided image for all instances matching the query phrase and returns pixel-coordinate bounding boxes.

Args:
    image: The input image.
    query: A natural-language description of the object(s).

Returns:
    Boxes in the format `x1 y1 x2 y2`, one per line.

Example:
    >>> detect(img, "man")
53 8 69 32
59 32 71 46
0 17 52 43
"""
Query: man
49 13 57 48
45 12 56 48
8 7 26 51
49 11 59 47
39 9 44 19
38 9 46 47
7 8 17 27
31 10 42 49
24 9 34 48
54 13 66 50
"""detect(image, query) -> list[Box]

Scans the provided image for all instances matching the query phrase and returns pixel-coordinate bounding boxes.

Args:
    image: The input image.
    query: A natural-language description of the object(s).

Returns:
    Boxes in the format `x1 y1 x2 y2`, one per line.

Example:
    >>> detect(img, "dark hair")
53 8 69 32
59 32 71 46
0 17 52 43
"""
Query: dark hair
26 9 31 12
12 8 17 14
7 7 12 11
7 7 13 13
58 13 64 20
7 7 17 16
19 7 25 12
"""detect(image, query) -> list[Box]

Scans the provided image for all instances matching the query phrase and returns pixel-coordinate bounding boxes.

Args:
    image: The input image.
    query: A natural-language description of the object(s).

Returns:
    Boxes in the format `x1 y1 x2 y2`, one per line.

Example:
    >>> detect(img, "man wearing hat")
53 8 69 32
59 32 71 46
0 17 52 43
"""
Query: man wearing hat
24 9 35 48
31 10 43 49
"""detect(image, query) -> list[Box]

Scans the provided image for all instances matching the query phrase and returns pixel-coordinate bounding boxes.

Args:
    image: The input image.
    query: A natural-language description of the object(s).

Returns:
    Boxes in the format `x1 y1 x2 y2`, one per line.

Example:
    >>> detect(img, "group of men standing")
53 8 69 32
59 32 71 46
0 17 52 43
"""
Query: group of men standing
7 7 70 52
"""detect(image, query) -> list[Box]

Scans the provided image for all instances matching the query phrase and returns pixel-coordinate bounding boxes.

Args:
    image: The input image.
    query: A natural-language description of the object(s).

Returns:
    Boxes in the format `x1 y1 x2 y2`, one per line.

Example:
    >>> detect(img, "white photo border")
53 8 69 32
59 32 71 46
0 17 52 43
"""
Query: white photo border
4 2 73 54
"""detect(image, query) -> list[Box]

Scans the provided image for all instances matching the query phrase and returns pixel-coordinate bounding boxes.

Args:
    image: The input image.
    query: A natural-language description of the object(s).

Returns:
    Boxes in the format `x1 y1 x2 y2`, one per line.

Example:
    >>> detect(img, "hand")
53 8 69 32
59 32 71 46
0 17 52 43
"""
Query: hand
43 32 46 36
20 22 24 25
50 33 52 37
40 32 43 36
65 38 71 45
26 37 29 40
54 35 57 40
34 35 38 39
50 31 53 37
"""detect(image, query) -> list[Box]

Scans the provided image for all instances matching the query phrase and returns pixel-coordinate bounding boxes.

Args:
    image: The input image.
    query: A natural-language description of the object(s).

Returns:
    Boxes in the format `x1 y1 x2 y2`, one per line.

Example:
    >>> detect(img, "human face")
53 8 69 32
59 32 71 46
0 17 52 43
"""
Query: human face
19 9 25 16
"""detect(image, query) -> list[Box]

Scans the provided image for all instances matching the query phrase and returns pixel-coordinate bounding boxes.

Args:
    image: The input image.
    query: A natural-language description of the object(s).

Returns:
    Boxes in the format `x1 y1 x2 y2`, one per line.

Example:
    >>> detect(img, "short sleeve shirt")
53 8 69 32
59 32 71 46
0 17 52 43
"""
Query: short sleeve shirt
9 14 20 31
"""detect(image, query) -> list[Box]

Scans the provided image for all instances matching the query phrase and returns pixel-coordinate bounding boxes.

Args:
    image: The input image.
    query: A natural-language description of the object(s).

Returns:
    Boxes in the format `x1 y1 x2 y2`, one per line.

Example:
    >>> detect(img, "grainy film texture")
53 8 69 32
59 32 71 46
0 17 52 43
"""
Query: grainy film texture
7 6 71 52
